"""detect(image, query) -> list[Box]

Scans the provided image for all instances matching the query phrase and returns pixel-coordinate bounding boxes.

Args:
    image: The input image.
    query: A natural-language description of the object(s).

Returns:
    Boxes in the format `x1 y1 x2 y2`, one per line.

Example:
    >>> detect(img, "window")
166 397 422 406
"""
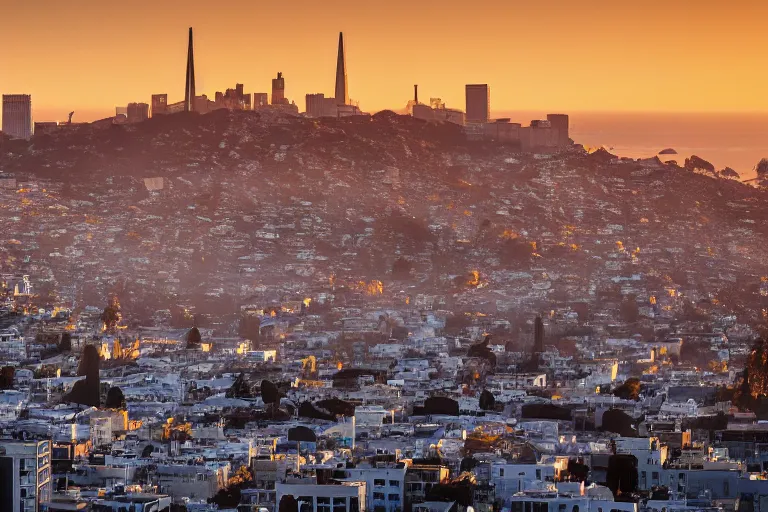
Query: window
536 470 542 480
559 505 567 512
652 472 659 481
724 481 730 495
374 492 386 501
573 506 579 512
374 479 386 487
350 497 360 512
499 468 505 477
334 497 346 512
299 496 314 512
389 480 400 488
388 494 401 502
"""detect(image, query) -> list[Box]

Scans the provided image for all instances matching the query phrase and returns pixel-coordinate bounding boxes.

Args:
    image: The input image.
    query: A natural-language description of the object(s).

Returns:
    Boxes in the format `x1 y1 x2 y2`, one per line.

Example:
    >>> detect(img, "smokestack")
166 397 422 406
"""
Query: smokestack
185 27 196 113
335 32 349 106
414 85 418 104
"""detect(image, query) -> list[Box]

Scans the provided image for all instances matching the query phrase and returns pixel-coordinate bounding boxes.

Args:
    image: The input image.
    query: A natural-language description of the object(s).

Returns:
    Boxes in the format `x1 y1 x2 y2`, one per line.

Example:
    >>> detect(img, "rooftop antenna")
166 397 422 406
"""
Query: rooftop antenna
68 112 74 124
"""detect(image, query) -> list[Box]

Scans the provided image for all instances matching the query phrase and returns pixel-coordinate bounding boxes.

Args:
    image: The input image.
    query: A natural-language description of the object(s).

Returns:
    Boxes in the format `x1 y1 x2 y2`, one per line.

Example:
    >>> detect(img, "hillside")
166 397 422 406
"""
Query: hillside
1 110 767 326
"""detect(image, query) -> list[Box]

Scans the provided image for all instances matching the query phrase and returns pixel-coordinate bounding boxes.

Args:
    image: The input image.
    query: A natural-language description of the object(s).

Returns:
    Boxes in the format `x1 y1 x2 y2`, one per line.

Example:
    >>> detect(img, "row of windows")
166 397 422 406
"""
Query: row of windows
373 492 401 502
373 479 401 488
498 469 543 479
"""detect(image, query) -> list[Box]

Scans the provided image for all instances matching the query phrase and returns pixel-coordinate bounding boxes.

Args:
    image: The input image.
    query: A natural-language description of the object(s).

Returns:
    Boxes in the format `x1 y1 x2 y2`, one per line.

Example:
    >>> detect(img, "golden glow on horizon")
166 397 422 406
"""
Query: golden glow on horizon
1 0 767 121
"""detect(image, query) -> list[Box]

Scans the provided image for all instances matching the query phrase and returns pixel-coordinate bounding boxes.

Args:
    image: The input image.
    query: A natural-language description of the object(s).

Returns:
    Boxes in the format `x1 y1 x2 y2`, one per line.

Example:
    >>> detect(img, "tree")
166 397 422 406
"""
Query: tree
239 314 261 346
186 327 202 349
278 495 299 512
226 373 253 399
613 378 641 401
392 257 413 280
59 332 72 352
602 409 637 437
620 295 639 323
479 389 495 411
105 387 126 409
0 366 15 390
101 295 122 333
210 465 253 509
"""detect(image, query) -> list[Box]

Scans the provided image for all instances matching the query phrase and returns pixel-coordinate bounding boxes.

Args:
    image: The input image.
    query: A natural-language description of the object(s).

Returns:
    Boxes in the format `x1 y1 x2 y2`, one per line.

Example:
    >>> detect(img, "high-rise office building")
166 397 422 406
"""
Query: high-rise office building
0 440 52 512
335 32 349 106
215 84 251 110
253 93 269 108
547 114 570 147
465 84 490 124
272 72 287 105
151 94 168 116
2 94 33 139
184 27 196 112
306 93 327 118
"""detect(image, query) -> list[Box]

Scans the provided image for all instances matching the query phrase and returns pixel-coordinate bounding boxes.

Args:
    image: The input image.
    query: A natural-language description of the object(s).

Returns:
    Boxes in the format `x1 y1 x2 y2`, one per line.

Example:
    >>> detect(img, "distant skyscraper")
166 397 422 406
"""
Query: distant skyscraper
2 95 32 139
306 93 326 118
272 72 287 105
253 93 269 108
335 32 349 106
152 94 168 116
184 27 196 113
127 103 150 123
465 84 490 124
547 114 570 147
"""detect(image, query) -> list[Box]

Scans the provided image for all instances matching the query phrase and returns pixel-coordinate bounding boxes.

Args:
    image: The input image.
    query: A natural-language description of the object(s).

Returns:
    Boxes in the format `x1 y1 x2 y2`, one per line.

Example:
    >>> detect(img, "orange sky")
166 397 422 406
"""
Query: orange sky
2 0 767 122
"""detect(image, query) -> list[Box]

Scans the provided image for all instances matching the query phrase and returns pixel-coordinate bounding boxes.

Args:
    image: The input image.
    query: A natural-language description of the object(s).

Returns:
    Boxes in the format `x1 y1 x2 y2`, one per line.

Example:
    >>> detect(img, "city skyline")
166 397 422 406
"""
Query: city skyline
2 0 768 122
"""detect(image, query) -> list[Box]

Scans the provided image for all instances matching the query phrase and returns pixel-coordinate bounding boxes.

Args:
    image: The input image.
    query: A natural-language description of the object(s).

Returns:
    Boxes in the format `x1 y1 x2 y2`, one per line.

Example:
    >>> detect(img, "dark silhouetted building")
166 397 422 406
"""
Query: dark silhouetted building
272 72 287 105
2 94 32 139
335 32 349 106
127 103 150 123
306 93 328 117
547 113 570 147
184 27 196 112
215 84 252 110
413 97 465 125
465 84 490 124
253 93 269 108
152 94 168 116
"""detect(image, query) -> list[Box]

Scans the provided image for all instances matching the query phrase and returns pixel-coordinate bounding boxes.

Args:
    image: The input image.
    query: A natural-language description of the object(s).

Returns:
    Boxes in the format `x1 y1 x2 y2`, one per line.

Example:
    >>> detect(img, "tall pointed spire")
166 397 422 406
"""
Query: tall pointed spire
185 27 196 113
335 32 349 106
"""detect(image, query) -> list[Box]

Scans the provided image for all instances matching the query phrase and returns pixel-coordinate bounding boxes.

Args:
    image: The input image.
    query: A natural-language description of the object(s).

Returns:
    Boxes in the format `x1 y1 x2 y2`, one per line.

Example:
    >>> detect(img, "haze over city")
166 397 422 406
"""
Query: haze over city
4 2 768 512
3 0 768 121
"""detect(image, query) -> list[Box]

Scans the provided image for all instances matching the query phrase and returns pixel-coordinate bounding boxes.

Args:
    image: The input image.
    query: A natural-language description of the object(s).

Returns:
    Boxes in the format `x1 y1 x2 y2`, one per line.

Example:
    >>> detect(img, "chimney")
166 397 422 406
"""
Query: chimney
414 85 418 104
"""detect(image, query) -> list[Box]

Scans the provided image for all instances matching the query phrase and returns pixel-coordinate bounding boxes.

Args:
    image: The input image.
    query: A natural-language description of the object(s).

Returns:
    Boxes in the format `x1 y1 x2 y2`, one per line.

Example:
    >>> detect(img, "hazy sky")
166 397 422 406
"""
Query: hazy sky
2 0 767 121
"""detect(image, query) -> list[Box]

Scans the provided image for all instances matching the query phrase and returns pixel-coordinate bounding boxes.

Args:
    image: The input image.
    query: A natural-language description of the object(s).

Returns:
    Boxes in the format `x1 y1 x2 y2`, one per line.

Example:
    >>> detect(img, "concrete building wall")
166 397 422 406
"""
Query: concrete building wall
0 440 52 512
276 482 367 512
151 94 168 116
2 94 33 139
547 114 570 147
465 85 490 124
